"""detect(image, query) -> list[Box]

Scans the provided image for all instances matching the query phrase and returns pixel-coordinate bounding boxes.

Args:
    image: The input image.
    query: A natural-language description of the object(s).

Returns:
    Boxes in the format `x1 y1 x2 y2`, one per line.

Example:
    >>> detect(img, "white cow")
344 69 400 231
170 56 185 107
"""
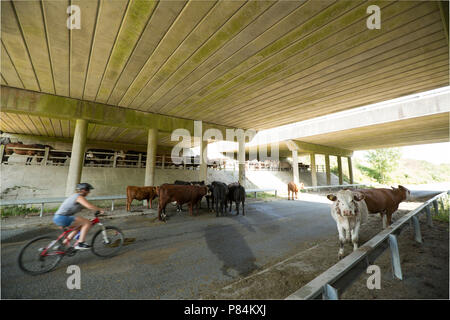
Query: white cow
327 190 368 260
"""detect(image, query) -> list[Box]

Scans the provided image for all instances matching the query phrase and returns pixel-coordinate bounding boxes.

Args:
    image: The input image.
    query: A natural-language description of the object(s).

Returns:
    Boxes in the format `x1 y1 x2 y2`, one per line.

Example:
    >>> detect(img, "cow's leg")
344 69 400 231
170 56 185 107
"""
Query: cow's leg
381 213 387 229
242 201 245 216
351 221 361 251
236 201 239 216
337 224 346 260
288 190 290 200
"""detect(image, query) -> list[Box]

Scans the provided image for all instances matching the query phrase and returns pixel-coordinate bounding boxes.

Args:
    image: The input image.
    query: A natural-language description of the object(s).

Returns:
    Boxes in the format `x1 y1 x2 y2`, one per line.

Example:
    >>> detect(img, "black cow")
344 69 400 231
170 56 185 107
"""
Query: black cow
231 184 246 216
211 181 228 217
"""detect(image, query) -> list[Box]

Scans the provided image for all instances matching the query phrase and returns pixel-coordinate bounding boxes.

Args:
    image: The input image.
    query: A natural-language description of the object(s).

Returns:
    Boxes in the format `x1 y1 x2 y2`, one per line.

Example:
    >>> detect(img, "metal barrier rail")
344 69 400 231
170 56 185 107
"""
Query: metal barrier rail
285 190 449 300
0 188 278 216
0 195 127 217
303 183 370 192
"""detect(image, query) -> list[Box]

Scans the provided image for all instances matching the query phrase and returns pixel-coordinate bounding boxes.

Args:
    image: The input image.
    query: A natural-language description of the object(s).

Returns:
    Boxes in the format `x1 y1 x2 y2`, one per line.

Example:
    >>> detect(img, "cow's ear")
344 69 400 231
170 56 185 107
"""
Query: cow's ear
327 194 337 201
353 193 365 201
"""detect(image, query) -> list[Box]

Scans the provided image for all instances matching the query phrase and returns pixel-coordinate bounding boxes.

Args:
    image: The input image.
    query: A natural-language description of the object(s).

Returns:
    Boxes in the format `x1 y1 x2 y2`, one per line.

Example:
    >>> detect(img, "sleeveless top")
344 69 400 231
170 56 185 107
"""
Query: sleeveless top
55 193 83 216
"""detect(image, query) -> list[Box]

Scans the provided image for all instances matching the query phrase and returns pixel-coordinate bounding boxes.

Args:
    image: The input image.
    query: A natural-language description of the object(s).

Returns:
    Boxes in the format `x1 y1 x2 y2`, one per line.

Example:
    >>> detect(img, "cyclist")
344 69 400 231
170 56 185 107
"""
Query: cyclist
53 183 105 250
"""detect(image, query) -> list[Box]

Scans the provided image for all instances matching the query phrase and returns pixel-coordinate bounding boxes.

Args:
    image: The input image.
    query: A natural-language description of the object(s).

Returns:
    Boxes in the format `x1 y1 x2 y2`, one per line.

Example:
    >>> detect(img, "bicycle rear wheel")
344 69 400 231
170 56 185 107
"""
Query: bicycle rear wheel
91 226 124 257
18 236 64 275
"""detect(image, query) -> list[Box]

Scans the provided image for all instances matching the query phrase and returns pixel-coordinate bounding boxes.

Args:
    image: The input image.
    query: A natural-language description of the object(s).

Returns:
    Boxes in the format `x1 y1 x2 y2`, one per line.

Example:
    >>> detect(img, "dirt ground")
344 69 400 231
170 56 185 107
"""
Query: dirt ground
201 203 449 299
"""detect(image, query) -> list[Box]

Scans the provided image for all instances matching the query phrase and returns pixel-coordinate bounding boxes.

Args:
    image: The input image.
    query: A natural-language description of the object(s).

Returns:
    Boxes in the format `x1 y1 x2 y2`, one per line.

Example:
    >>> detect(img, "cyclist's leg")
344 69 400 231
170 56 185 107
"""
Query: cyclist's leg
70 216 91 243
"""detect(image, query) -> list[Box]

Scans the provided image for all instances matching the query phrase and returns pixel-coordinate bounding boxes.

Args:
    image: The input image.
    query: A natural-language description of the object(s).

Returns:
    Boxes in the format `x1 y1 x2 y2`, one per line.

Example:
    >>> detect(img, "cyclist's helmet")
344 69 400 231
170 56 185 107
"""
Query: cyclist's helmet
76 183 94 192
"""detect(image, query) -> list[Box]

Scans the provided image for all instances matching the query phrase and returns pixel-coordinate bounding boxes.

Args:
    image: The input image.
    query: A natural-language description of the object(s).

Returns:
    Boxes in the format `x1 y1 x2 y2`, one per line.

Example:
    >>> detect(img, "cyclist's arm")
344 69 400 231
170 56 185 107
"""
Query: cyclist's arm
76 196 104 214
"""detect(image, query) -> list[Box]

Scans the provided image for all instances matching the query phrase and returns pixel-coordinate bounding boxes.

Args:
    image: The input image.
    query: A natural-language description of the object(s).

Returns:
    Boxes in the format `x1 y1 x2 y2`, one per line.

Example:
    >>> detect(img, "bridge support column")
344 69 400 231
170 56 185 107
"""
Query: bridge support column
65 119 88 196
325 154 331 185
292 150 299 185
337 156 343 185
144 128 157 186
199 136 207 183
238 136 245 185
347 156 354 184
310 153 317 187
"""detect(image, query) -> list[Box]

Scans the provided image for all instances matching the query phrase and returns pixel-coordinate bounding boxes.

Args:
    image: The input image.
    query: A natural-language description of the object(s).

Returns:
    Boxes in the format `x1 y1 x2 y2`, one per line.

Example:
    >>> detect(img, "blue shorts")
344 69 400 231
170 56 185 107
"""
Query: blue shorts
53 214 76 227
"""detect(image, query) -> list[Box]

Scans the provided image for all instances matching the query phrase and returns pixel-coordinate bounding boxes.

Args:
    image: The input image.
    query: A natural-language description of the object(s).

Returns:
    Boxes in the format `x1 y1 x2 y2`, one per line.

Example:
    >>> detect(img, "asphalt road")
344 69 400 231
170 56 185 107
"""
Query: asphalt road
1 198 336 299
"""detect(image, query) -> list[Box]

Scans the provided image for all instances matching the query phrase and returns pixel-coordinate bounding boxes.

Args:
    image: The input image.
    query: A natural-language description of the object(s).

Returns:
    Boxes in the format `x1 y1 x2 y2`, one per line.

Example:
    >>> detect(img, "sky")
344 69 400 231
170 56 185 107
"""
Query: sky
354 142 450 165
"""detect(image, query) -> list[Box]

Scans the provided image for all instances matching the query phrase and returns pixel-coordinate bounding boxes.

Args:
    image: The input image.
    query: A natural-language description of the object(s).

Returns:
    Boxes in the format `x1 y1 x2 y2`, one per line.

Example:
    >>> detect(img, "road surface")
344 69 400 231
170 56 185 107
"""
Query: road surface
2 198 336 299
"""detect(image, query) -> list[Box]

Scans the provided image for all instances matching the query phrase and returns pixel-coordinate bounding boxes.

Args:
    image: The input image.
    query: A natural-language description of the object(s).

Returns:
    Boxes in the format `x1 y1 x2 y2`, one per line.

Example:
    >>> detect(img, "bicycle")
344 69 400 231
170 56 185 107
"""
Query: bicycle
18 211 124 275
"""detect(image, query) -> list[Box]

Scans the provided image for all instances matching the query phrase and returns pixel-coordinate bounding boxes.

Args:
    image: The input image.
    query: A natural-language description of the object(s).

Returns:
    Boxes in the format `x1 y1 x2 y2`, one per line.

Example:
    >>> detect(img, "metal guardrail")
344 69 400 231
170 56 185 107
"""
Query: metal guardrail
0 188 278 217
0 195 127 217
285 190 449 300
302 183 370 192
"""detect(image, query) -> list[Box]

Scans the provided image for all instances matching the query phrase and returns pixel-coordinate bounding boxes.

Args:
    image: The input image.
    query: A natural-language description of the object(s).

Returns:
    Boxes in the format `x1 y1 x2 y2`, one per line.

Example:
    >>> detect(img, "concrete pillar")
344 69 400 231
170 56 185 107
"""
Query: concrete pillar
238 136 245 184
337 156 343 185
348 156 354 184
325 154 331 185
144 128 157 186
65 119 88 195
292 150 299 184
310 153 317 187
199 137 207 183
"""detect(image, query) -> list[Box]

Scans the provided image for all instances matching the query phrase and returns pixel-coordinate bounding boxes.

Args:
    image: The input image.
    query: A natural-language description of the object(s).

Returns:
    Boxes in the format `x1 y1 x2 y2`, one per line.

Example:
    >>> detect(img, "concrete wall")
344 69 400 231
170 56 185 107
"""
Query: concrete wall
0 164 342 200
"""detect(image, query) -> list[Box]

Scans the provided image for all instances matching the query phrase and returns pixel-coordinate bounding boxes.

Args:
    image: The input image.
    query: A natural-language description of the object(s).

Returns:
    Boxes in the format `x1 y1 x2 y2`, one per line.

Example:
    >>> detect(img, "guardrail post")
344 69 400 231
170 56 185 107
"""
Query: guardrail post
411 216 422 243
40 203 44 218
425 206 433 227
388 234 403 280
432 200 439 215
275 190 277 198
323 284 339 300
111 200 115 211
162 154 165 169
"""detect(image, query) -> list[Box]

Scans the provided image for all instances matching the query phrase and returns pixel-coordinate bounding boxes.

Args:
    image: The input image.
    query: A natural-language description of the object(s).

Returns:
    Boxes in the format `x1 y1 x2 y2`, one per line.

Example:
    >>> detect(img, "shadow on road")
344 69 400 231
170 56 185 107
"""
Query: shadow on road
204 224 258 278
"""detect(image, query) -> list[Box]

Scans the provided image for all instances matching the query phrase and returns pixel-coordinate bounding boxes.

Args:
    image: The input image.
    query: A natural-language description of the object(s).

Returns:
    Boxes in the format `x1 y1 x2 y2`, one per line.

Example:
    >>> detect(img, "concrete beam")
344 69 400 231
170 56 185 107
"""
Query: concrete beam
199 136 207 183
310 153 317 187
0 86 233 134
144 128 157 186
438 1 449 42
286 140 353 157
337 156 343 185
65 119 88 195
238 135 245 184
325 154 331 185
348 156 354 184
292 150 299 185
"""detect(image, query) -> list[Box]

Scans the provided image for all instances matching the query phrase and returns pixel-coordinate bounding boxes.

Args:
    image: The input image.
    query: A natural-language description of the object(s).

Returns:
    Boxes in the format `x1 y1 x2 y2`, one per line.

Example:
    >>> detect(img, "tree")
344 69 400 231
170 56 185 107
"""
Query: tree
360 148 401 184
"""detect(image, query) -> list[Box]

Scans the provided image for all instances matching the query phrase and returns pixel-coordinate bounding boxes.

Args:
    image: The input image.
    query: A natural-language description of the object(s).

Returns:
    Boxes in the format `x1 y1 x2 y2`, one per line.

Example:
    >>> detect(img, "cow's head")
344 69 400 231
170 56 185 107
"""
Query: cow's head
397 185 411 201
327 190 365 217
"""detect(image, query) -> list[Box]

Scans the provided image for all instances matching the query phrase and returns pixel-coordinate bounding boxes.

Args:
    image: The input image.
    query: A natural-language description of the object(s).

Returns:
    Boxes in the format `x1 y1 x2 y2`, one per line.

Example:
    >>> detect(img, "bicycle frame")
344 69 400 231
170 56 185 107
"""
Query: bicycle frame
40 215 105 257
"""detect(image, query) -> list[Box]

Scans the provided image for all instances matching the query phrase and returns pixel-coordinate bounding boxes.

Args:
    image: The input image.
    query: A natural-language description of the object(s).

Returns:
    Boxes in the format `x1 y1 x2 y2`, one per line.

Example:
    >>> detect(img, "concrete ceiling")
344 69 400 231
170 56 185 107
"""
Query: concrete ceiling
1 0 449 135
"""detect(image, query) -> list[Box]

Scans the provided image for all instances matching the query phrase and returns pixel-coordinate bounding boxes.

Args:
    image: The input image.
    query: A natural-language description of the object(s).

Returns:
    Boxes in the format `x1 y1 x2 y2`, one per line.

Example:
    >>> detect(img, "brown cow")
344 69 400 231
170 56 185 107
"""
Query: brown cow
356 185 410 228
157 184 207 221
287 181 304 200
126 186 158 211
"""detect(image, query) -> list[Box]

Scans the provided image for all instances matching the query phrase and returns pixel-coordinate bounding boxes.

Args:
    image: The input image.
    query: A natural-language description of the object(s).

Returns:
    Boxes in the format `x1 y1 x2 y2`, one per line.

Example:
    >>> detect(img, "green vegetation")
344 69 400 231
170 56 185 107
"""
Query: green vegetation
353 156 450 185
356 148 401 184
1 206 59 217
246 192 276 199
433 195 449 224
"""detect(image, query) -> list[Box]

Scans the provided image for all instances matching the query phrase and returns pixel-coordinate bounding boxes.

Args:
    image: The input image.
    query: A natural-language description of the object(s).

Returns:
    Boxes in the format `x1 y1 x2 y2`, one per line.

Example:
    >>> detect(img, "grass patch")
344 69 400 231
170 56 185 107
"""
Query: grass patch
246 192 277 199
433 195 449 223
1 206 59 217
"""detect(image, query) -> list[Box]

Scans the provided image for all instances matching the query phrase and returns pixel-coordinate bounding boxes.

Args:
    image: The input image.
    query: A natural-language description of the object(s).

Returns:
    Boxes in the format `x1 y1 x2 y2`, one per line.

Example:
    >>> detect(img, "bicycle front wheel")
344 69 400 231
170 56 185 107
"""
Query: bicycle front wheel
18 236 64 275
91 226 124 257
